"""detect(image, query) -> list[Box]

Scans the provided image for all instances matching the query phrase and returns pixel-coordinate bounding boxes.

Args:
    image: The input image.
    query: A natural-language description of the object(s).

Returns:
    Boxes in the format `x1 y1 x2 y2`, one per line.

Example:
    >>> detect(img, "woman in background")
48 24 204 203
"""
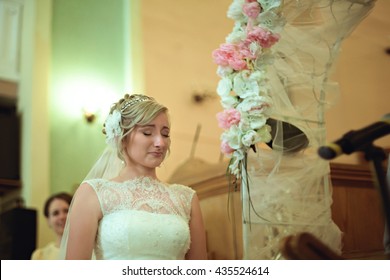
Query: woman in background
31 192 73 260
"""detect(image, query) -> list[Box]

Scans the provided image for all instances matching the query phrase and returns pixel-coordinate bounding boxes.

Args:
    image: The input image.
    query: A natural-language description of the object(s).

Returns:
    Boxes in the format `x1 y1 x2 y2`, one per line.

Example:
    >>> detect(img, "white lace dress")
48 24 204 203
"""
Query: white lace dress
85 177 195 260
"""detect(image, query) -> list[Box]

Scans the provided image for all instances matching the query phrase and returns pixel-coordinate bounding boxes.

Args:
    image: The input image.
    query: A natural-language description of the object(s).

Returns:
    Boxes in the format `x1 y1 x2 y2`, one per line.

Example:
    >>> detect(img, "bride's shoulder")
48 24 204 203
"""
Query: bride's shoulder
169 183 195 196
80 178 116 193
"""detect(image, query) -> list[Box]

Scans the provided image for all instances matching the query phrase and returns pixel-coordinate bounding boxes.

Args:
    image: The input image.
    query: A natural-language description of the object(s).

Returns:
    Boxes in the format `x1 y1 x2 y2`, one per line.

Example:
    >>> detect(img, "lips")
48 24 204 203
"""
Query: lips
57 223 66 228
149 151 163 157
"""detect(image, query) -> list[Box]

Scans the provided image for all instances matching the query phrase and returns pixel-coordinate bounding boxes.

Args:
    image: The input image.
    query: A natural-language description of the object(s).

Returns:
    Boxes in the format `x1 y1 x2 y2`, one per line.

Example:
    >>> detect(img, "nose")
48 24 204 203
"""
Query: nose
154 135 166 148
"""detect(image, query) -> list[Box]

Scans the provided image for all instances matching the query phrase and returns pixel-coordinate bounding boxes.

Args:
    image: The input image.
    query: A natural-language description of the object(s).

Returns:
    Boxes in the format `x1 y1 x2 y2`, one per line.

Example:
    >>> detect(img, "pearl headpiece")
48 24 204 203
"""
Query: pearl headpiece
120 95 153 112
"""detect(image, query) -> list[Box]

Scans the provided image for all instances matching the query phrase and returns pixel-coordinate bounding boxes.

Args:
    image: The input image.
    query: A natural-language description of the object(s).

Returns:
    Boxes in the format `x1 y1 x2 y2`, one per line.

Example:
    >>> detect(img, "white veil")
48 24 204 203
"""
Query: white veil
83 146 124 181
59 146 124 259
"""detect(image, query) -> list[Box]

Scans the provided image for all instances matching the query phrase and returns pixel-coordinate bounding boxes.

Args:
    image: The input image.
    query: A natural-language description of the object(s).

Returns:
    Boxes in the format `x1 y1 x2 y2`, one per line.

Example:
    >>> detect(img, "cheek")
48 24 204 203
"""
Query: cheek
167 139 171 149
47 216 56 227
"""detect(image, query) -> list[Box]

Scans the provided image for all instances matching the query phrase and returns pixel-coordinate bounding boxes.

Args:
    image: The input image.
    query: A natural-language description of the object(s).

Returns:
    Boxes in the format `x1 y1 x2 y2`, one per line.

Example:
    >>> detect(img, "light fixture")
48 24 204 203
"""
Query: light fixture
56 76 118 124
84 111 96 123
82 107 97 123
192 91 217 104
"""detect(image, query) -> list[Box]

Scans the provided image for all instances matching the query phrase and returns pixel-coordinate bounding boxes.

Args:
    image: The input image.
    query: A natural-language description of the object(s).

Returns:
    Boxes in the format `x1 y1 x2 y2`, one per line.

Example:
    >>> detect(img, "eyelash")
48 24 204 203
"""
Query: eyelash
142 132 170 138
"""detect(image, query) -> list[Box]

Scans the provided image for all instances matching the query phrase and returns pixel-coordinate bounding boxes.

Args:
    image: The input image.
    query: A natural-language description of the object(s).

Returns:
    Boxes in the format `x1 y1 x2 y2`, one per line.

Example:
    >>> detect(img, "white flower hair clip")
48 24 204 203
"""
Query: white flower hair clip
104 109 122 147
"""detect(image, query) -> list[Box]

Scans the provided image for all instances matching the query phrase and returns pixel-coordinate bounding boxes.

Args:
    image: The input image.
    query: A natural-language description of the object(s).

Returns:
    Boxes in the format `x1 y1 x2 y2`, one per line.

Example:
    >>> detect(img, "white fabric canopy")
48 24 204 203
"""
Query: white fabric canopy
237 0 376 259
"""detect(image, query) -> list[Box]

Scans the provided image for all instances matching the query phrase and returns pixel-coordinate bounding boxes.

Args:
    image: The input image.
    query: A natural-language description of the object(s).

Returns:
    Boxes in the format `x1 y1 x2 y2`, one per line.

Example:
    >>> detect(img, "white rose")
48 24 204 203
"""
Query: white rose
227 0 246 21
216 66 233 78
221 125 242 150
256 124 272 143
233 72 259 99
237 95 272 112
242 130 259 147
249 115 267 130
221 95 239 109
217 77 233 97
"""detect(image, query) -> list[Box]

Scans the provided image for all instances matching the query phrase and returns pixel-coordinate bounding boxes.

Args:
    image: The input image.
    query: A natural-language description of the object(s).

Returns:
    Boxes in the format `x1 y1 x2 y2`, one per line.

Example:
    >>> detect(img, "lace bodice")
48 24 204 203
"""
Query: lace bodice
85 177 195 260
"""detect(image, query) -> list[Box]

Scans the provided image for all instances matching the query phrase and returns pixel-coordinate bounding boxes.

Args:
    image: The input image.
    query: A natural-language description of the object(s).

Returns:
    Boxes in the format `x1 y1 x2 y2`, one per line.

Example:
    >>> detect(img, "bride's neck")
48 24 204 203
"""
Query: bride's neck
117 166 158 181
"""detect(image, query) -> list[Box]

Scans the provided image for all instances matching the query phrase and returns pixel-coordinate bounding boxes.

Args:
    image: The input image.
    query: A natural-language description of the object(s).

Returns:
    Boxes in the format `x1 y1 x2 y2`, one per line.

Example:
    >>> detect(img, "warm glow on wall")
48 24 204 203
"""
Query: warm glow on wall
55 76 119 124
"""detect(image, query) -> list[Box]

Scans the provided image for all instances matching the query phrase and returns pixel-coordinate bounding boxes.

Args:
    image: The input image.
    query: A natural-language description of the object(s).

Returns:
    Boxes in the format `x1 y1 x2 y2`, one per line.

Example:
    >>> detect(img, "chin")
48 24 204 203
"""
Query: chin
147 161 163 168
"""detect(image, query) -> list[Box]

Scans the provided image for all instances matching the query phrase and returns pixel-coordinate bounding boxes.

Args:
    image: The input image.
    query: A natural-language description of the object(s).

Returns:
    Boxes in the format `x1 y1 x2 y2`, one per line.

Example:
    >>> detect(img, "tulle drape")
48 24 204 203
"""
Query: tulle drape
59 146 124 259
241 0 376 259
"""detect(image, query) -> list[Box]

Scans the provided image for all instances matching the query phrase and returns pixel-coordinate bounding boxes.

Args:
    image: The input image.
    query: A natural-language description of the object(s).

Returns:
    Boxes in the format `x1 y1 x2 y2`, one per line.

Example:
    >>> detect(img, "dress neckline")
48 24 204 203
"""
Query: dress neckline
99 176 166 186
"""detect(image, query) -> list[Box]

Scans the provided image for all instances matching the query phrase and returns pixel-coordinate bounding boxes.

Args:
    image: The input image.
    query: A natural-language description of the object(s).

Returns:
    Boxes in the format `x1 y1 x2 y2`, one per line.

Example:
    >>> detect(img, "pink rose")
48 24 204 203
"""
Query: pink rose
221 140 235 155
243 2 261 19
229 54 247 70
238 41 257 60
217 109 241 129
212 43 248 71
212 44 234 66
246 26 280 48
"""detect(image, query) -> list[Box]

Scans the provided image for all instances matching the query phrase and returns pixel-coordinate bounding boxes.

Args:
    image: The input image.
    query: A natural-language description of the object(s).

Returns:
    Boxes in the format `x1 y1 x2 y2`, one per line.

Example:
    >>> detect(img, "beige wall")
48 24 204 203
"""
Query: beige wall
142 0 235 182
142 0 390 181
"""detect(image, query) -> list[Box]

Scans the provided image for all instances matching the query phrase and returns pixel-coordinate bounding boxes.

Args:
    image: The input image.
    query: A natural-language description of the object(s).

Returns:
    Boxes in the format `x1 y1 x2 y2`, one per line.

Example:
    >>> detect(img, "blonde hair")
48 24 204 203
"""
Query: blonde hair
103 94 169 161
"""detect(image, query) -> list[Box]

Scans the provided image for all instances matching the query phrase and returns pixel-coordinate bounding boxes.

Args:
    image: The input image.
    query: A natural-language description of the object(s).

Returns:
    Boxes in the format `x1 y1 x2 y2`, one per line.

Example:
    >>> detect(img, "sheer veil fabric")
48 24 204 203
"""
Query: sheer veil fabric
59 147 123 259
239 0 376 259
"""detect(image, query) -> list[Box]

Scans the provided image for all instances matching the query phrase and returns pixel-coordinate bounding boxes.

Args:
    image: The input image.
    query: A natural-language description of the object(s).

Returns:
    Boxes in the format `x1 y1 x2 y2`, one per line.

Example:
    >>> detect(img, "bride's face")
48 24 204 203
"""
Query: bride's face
124 112 171 169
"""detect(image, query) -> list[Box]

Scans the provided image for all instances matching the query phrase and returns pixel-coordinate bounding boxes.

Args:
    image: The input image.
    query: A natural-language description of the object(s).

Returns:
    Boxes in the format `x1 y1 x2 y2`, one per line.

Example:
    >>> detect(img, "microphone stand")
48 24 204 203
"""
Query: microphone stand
360 143 390 259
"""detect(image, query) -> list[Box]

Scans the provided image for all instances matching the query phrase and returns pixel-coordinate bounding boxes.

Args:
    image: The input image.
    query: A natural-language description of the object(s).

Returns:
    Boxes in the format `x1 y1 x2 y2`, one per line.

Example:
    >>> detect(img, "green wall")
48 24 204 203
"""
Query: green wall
50 0 129 194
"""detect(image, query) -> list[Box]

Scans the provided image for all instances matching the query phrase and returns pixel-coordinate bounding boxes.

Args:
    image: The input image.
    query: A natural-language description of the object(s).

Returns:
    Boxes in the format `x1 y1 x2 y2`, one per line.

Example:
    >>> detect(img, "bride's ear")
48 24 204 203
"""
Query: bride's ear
120 135 130 160
121 133 130 148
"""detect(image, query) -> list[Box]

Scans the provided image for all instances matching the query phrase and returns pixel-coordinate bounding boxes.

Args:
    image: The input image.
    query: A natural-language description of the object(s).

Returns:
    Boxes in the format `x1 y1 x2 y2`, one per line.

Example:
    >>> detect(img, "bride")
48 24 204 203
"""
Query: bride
61 94 207 260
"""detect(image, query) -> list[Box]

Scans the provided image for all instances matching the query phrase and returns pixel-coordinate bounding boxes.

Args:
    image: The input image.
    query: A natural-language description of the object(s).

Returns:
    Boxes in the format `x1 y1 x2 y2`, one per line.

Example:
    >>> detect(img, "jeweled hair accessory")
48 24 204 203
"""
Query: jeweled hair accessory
120 95 152 112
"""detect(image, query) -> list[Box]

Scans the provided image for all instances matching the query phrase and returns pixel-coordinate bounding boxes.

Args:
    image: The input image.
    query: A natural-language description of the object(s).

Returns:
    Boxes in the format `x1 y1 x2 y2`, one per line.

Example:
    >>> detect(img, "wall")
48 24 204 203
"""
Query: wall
50 0 136 194
142 0 390 182
17 0 52 251
141 0 234 182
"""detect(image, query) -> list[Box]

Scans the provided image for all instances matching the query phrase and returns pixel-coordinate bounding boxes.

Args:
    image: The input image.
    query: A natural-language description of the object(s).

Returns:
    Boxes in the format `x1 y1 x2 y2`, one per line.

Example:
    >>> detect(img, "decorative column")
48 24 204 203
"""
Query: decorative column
213 0 376 259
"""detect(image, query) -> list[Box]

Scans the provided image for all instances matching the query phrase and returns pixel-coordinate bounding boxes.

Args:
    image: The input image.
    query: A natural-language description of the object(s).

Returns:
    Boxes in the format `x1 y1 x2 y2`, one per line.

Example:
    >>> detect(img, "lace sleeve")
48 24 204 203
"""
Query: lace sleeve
83 179 105 214
172 184 196 221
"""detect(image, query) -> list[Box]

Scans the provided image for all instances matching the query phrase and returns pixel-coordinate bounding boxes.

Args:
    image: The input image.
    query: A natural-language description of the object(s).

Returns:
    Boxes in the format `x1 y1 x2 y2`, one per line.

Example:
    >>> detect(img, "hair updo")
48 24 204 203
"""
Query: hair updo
103 94 169 161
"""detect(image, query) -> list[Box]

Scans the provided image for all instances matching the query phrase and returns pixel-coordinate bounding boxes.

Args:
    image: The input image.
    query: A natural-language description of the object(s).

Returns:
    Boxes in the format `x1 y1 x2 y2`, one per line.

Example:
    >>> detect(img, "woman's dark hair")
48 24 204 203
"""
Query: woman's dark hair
43 192 73 217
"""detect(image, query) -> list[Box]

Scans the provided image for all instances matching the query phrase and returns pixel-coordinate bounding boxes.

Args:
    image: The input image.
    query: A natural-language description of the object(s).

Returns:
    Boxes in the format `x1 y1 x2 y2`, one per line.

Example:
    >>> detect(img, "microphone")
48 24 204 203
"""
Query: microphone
318 113 390 160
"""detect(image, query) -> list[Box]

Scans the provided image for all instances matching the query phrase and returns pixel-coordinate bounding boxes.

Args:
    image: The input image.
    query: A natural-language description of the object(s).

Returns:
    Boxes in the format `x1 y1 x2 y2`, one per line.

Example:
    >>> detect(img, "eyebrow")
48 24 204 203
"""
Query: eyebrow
139 124 170 130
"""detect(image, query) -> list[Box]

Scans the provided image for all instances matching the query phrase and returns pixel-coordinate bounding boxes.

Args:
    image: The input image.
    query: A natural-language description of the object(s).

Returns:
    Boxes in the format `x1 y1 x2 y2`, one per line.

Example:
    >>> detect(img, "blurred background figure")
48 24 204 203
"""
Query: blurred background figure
31 192 72 260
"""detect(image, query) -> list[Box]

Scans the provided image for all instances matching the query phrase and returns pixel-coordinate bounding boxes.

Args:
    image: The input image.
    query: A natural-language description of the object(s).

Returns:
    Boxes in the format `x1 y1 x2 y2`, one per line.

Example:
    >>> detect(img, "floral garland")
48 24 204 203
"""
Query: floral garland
213 0 284 178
